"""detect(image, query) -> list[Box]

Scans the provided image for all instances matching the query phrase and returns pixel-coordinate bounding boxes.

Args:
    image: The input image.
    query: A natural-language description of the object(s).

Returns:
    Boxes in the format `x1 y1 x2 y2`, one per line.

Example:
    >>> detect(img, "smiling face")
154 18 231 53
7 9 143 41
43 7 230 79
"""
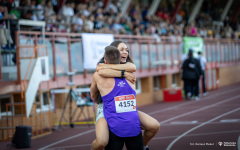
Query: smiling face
117 43 129 63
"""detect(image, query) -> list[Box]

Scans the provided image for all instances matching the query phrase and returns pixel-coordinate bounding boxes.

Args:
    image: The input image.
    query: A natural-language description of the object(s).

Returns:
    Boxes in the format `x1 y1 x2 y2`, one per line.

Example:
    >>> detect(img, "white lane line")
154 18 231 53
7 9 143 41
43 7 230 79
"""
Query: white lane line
38 129 95 150
170 121 198 125
45 144 92 150
160 95 240 124
220 119 240 122
148 87 240 115
166 107 240 150
153 130 240 140
161 120 240 126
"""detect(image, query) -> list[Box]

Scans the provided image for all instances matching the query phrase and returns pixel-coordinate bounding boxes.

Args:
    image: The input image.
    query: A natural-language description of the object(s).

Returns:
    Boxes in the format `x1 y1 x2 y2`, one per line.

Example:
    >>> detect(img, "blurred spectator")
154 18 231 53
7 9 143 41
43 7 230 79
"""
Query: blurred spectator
198 51 207 96
214 29 221 39
157 8 170 21
58 1 75 22
159 22 167 35
182 49 202 100
111 18 123 34
103 17 113 29
152 30 161 42
23 10 37 20
106 1 119 14
44 0 56 23
36 0 45 21
96 0 104 8
0 4 8 20
95 7 103 18
189 22 197 37
139 24 146 35
174 29 182 42
141 6 148 21
133 26 141 35
0 2 17 50
199 27 207 38
94 14 103 30
51 0 59 13
105 7 116 18
168 30 176 43
72 13 85 32
82 92 93 103
1 0 12 14
9 6 20 19
22 0 37 19
83 14 94 32
82 4 92 17
225 24 233 39
207 27 213 38
120 17 133 35
175 10 183 24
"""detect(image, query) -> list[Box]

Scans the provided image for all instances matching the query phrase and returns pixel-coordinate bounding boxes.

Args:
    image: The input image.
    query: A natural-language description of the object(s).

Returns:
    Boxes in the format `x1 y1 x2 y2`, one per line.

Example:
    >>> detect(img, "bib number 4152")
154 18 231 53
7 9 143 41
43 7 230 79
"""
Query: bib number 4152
115 94 136 113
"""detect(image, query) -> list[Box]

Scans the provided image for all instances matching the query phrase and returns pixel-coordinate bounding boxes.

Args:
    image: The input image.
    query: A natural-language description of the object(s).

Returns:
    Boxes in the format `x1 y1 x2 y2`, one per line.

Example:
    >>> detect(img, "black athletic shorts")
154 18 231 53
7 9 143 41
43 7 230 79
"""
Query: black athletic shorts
105 129 143 150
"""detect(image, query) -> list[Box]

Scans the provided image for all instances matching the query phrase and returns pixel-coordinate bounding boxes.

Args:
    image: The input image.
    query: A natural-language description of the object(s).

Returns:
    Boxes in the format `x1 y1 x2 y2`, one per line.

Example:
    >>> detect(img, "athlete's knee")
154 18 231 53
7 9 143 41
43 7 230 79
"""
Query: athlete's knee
150 120 160 133
96 138 108 148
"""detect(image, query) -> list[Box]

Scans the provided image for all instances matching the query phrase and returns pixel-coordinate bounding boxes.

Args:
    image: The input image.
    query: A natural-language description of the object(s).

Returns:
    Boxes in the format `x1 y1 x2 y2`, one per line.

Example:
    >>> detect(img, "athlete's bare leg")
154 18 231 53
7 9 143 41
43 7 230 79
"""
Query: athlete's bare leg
138 110 160 146
92 111 159 149
91 118 109 150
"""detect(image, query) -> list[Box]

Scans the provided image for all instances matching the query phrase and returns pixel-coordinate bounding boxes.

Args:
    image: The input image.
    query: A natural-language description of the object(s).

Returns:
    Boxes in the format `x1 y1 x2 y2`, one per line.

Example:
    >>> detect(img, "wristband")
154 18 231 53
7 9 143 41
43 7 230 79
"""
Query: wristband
121 70 125 79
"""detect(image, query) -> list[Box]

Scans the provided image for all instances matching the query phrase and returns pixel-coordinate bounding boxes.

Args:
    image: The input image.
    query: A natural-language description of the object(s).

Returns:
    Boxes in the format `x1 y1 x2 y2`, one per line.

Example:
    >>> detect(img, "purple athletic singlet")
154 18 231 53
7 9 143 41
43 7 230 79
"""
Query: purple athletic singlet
102 77 141 137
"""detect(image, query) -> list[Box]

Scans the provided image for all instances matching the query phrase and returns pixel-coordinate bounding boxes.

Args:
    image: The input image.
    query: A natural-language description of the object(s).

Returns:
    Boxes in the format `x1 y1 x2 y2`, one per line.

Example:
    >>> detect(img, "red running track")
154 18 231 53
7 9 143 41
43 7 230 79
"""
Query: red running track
1 83 240 150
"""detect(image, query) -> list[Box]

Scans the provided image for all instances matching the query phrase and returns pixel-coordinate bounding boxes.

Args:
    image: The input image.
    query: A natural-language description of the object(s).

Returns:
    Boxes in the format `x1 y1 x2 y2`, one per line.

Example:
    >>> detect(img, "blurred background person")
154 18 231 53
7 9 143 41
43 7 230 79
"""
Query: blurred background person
198 51 207 96
181 49 202 100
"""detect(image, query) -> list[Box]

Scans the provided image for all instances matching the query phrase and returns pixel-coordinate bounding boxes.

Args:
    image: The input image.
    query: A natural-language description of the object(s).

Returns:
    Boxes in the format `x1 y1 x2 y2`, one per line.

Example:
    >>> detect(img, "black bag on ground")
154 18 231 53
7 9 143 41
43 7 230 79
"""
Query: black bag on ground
12 126 32 148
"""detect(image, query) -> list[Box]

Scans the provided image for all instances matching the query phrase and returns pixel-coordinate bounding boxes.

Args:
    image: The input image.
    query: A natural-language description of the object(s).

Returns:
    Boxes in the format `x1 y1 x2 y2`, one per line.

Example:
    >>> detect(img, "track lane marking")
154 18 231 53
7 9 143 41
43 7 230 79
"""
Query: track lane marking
160 95 240 124
166 107 240 150
220 119 240 122
38 129 95 150
160 120 240 126
170 121 198 124
45 144 92 150
148 86 240 115
152 130 240 140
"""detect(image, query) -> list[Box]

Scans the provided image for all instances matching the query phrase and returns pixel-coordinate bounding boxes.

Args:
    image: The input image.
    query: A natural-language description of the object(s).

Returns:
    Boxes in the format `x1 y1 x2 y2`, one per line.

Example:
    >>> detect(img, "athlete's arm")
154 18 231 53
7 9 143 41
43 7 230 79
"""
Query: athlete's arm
97 62 136 72
96 62 136 83
90 72 99 100
97 69 136 84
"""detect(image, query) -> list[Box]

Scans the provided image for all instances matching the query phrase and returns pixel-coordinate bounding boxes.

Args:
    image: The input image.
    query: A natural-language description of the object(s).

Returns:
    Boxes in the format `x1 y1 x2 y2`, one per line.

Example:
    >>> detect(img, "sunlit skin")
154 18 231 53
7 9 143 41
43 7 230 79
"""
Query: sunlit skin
117 43 129 63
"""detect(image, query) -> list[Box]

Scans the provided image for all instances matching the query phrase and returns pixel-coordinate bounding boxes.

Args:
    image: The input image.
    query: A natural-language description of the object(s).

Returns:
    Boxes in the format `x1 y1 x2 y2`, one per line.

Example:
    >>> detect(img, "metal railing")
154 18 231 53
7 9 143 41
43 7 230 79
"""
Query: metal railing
1 31 239 84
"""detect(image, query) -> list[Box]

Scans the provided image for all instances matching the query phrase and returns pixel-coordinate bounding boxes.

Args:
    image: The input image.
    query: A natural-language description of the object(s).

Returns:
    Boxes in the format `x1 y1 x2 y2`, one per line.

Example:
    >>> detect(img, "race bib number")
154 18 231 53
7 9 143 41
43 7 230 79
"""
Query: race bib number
115 94 136 113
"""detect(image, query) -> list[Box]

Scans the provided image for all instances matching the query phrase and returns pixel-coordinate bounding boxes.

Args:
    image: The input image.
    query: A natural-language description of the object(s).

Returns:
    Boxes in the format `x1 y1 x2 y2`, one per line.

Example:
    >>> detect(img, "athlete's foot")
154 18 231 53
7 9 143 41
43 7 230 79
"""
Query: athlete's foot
144 145 150 150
